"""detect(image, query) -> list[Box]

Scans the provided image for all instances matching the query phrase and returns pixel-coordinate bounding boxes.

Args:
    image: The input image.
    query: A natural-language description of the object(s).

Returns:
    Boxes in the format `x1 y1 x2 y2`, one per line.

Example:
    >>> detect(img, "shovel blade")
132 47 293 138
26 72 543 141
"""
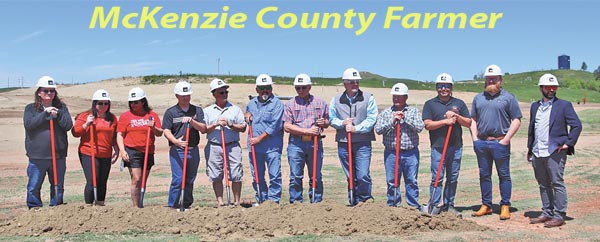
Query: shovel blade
421 203 443 215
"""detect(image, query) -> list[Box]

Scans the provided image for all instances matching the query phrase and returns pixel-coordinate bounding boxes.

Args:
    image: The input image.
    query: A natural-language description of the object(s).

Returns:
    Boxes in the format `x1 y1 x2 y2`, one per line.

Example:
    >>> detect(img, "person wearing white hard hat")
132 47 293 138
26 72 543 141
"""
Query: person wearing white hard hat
72 89 119 206
375 83 424 208
422 73 471 216
244 74 284 204
329 67 378 206
470 65 522 220
527 73 582 228
162 81 207 209
24 76 73 209
203 79 247 206
116 87 163 207
283 73 330 203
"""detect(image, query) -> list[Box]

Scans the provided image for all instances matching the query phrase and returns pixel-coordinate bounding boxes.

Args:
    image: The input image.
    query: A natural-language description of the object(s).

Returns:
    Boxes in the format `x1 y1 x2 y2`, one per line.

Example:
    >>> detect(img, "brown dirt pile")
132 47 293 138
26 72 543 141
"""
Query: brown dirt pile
0 200 486 240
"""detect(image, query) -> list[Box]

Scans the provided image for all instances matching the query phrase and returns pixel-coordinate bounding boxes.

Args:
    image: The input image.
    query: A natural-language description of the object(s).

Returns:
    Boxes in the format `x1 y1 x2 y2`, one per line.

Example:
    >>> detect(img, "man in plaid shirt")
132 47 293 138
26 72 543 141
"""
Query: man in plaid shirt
375 83 424 208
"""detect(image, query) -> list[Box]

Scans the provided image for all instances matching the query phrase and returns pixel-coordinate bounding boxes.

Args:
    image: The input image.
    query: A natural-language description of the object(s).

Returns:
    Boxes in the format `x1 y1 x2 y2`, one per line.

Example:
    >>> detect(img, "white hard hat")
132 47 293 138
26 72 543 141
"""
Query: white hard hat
484 64 502 77
92 89 111 101
36 76 57 88
294 73 312 86
390 83 409 95
174 81 193 95
435 73 454 84
342 68 361 80
128 87 146 101
255 74 273 86
538 73 559 86
210 78 229 92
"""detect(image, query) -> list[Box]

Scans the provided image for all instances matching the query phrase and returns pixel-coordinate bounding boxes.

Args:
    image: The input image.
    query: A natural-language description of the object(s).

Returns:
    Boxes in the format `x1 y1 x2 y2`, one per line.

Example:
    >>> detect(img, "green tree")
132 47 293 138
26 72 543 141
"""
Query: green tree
581 61 588 71
594 66 600 80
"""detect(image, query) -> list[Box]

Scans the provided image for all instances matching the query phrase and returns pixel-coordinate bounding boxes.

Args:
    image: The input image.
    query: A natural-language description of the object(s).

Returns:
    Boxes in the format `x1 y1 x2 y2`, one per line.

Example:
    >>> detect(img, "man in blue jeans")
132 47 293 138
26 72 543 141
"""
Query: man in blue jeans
329 67 378 206
245 74 284 204
422 73 471 216
470 65 522 220
162 81 207 209
375 83 424 208
283 73 329 203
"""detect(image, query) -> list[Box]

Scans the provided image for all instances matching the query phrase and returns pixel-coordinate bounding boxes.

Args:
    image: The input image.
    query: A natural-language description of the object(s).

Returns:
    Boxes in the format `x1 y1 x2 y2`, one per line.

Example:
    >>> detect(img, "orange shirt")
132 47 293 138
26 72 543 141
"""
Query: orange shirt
117 111 161 153
72 111 118 158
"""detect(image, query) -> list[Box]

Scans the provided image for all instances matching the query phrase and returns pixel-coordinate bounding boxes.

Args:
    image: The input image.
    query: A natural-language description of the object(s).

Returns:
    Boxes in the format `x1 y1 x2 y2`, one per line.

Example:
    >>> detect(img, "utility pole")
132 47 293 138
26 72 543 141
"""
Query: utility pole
7 77 9 88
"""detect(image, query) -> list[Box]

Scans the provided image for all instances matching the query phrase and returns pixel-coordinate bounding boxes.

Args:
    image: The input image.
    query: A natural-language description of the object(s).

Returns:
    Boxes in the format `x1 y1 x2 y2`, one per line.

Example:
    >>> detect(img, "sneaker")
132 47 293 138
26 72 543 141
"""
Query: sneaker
447 206 463 218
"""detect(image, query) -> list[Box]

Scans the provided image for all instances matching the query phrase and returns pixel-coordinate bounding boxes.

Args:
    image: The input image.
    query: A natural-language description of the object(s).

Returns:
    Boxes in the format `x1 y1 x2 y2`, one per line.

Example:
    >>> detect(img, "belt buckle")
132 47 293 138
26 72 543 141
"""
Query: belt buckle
301 135 312 142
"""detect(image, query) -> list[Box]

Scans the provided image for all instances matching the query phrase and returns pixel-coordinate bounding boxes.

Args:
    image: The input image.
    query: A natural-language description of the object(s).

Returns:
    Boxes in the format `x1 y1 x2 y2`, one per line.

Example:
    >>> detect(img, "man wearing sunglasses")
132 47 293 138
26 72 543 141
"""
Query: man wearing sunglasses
244 74 284 204
422 73 471 216
470 64 522 220
204 78 247 206
283 73 330 203
527 73 581 228
329 67 378 206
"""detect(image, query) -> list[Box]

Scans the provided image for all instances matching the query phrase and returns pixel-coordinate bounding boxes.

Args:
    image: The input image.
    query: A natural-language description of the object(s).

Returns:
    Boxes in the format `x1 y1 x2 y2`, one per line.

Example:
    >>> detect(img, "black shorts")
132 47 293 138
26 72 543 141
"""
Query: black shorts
123 147 155 169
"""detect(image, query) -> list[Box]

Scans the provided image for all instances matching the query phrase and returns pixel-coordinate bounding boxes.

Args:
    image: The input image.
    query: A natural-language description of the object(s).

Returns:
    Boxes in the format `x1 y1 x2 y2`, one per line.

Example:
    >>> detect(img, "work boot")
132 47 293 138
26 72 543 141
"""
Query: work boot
500 205 511 220
472 204 492 217
530 215 552 224
544 218 565 228
447 206 463 218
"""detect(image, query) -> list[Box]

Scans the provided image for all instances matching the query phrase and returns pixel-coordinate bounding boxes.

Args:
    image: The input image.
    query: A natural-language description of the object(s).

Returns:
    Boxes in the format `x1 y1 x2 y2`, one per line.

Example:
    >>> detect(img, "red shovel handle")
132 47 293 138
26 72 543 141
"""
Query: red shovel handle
248 121 260 186
394 121 401 188
50 119 58 187
90 123 97 188
181 123 191 190
347 132 353 190
433 125 453 188
221 128 230 185
140 117 153 191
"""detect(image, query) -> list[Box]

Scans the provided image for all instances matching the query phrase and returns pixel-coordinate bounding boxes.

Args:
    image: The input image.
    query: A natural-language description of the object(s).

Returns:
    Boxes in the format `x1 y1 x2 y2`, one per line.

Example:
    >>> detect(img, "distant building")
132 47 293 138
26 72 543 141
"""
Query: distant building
558 55 570 70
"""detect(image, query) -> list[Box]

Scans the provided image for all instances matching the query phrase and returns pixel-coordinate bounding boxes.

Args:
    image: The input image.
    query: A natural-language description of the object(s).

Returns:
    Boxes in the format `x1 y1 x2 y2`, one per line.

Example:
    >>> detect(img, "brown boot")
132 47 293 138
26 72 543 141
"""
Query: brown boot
471 204 492 217
500 205 511 220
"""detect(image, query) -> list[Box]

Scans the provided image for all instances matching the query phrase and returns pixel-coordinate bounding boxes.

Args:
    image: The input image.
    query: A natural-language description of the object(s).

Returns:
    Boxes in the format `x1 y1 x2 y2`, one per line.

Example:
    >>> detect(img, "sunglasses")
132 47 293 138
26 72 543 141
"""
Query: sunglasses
436 83 452 89
218 90 229 95
344 80 359 84
543 86 558 91
96 101 110 106
40 89 56 94
258 85 272 91
129 100 141 104
295 86 309 90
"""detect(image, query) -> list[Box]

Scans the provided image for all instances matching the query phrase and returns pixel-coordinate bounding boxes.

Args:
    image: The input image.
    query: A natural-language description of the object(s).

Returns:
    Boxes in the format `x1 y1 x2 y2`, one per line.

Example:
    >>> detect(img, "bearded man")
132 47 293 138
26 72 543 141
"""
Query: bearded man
469 64 522 220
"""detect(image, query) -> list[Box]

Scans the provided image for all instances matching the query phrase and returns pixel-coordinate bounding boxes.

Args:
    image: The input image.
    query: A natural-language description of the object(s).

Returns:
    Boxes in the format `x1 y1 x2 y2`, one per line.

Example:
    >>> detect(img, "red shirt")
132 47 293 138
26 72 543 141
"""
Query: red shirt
72 111 118 158
117 111 161 153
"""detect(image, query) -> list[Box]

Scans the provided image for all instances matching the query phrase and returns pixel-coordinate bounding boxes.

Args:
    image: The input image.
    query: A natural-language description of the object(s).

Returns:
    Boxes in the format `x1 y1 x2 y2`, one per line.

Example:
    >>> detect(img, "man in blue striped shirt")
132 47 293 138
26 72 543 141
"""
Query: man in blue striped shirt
283 73 330 203
375 83 424 208
245 74 284 204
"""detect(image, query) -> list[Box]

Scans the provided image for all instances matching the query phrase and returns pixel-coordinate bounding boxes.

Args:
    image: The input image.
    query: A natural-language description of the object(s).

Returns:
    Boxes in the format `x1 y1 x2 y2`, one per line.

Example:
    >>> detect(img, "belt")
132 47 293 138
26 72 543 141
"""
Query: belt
209 141 238 146
481 135 505 141
291 135 326 142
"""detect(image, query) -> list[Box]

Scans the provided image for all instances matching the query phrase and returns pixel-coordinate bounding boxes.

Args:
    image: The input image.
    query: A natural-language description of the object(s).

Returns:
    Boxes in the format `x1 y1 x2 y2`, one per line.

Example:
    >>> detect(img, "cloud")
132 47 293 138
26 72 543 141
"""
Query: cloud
13 30 46 43
99 49 116 56
143 40 162 46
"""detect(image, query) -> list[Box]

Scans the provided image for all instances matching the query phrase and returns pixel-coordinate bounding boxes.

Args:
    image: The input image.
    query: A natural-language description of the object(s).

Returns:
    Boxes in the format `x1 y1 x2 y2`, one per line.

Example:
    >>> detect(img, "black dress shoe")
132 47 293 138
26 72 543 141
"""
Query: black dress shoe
544 218 565 228
529 215 552 224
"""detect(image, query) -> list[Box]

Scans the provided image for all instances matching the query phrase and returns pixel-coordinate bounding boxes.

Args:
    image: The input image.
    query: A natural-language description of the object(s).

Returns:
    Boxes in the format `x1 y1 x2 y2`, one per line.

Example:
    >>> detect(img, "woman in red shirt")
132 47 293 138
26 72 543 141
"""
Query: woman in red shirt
117 87 163 207
72 89 118 206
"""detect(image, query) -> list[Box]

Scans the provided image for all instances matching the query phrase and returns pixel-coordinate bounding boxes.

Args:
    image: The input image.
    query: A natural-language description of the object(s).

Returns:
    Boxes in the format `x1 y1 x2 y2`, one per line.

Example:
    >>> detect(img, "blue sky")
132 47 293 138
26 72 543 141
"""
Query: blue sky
1 0 597 87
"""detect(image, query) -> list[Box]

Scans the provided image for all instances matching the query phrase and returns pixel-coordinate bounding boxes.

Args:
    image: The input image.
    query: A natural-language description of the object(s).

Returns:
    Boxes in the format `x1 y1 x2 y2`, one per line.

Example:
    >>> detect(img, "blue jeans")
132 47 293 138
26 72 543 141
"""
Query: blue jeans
167 146 200 208
338 141 373 205
287 137 323 203
429 146 463 208
384 148 420 208
249 148 282 203
473 140 512 206
27 158 66 208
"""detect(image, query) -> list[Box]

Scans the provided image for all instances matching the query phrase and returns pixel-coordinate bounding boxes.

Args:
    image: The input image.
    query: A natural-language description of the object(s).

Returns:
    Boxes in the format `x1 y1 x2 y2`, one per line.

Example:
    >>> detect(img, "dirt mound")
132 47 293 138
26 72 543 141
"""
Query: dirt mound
0 201 487 240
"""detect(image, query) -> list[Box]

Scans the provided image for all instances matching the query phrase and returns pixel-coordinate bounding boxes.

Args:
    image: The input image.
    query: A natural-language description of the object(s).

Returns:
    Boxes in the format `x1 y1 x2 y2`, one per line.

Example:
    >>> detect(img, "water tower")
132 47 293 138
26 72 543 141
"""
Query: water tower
558 55 570 69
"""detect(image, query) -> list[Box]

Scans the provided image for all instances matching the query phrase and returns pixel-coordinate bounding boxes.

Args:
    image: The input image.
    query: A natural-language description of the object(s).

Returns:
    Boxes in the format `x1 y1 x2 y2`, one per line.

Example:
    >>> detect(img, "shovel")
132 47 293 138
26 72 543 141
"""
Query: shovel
393 121 401 206
220 127 231 206
179 122 191 212
422 125 453 215
49 118 59 204
139 116 153 208
248 119 262 205
90 122 98 205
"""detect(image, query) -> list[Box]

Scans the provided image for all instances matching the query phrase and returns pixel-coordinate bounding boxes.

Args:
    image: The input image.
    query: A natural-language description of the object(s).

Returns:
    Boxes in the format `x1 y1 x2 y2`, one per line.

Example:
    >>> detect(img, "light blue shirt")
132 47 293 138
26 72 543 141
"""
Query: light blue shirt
329 94 378 133
533 99 552 157
246 95 284 151
203 102 246 144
